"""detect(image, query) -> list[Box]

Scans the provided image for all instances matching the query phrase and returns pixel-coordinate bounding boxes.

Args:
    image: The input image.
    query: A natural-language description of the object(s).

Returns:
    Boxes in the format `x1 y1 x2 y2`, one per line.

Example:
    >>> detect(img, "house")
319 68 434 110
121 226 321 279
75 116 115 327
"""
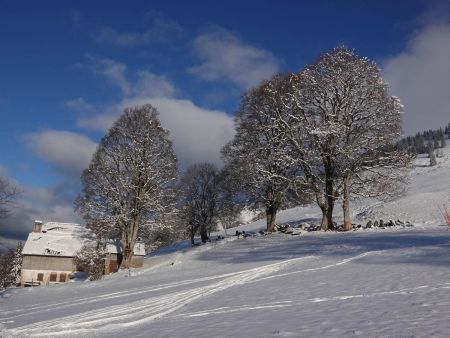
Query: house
20 220 145 286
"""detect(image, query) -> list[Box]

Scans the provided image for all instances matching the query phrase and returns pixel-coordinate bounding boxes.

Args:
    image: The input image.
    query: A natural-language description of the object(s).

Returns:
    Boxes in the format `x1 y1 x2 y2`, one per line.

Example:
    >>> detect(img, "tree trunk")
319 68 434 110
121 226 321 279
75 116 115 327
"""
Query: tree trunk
200 224 209 243
122 184 143 269
121 231 134 269
190 224 195 245
342 175 352 231
320 213 328 230
316 192 329 231
266 202 278 232
326 197 334 230
121 219 139 269
324 160 335 230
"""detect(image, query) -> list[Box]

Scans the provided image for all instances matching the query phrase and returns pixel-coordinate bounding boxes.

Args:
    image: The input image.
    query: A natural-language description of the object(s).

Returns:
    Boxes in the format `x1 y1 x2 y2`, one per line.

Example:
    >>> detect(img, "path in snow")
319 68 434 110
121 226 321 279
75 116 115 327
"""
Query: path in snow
4 256 312 337
3 248 389 337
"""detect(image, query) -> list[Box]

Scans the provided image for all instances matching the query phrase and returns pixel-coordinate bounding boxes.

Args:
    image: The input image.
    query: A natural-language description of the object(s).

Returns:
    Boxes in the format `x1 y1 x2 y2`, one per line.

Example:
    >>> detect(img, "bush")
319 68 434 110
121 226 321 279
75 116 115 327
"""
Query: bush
73 244 106 281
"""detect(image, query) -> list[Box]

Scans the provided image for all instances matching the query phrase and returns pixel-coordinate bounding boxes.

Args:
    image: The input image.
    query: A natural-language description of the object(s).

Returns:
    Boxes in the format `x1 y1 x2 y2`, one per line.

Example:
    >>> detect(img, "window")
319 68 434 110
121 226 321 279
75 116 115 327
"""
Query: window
50 272 57 282
59 273 66 282
37 273 44 281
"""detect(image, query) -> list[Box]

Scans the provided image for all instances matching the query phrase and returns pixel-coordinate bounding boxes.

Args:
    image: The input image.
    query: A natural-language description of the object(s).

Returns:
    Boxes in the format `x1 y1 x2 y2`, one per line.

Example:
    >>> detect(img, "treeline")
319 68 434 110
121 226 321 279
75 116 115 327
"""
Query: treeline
397 123 449 155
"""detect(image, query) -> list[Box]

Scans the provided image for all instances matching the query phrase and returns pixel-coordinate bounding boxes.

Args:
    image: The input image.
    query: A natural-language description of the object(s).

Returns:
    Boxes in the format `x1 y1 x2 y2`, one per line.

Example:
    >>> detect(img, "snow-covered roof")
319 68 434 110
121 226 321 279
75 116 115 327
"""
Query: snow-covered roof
22 222 92 257
22 222 146 257
106 239 146 256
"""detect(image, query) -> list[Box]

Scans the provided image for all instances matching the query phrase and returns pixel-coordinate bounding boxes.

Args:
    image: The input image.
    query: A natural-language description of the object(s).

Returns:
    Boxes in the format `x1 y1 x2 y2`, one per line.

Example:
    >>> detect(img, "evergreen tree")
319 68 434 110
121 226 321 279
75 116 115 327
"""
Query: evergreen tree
0 242 23 289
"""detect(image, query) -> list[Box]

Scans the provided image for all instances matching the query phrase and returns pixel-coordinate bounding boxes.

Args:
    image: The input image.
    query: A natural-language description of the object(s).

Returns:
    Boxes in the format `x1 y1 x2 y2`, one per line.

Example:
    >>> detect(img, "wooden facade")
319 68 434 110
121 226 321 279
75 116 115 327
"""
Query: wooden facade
104 253 144 274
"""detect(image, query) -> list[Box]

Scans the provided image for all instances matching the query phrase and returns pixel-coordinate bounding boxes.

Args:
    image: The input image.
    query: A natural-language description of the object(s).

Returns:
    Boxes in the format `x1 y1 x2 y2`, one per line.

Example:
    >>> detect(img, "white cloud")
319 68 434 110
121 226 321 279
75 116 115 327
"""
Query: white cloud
77 96 234 167
75 57 235 167
383 22 450 135
119 97 235 166
87 57 131 95
0 184 81 250
133 70 177 98
86 56 176 99
77 113 117 131
0 166 82 251
25 130 97 177
64 97 97 114
92 11 182 47
188 27 280 89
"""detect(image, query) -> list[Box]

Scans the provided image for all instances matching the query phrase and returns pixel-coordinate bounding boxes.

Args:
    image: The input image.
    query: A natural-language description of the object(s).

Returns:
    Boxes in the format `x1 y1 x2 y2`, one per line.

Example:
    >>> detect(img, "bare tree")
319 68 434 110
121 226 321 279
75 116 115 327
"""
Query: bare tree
282 47 409 230
275 72 339 231
138 210 186 252
0 175 20 218
215 168 243 236
222 75 300 232
76 104 178 268
178 163 219 244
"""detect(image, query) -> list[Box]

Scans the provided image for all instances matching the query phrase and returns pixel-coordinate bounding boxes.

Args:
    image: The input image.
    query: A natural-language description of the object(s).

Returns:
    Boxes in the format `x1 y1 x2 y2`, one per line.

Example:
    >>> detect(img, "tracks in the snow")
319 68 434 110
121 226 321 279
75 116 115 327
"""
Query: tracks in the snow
3 251 381 337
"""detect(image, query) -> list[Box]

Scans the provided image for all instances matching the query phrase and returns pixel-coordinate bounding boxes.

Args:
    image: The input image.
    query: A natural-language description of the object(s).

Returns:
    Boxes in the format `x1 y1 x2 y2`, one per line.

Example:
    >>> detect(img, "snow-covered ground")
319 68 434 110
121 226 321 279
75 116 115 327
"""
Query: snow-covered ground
1 147 450 338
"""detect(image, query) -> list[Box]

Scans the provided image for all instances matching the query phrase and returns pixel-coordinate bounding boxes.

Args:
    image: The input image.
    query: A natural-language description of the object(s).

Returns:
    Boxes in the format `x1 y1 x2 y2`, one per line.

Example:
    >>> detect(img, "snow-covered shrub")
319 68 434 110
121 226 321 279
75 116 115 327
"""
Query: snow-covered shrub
73 244 106 281
0 242 22 290
139 217 186 253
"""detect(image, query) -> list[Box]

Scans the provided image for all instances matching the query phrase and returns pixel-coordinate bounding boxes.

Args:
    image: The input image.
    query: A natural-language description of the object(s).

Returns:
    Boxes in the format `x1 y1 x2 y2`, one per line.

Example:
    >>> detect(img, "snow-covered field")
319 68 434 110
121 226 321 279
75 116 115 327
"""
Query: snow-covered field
1 147 450 338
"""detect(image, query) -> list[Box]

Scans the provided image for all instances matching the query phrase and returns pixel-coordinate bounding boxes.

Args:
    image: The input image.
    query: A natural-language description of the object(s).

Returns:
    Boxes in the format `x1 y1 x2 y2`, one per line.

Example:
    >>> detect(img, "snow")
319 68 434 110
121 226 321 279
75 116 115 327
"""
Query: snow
21 223 91 257
21 222 145 258
1 148 450 337
106 240 146 256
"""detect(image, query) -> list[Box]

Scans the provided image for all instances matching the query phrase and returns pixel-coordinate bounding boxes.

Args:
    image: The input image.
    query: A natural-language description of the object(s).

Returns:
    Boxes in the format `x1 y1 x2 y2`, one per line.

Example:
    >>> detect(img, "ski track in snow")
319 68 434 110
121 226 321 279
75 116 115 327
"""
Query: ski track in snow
3 251 379 337
172 282 450 319
4 256 309 337
251 250 383 283
0 265 289 320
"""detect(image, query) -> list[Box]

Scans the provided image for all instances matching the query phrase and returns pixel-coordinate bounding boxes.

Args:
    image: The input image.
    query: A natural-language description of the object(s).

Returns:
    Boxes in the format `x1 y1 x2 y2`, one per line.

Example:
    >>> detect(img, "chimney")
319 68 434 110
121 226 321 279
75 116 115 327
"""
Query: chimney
33 220 43 233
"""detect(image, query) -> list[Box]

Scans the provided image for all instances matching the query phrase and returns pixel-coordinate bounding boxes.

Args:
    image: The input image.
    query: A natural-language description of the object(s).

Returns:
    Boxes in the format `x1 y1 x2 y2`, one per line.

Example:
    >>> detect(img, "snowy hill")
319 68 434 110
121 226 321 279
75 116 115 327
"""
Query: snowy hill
1 148 450 337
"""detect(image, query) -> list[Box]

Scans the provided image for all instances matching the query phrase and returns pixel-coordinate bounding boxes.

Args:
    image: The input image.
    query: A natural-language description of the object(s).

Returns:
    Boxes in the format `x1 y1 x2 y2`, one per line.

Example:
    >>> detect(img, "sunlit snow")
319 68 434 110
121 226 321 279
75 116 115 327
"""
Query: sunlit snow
1 146 450 337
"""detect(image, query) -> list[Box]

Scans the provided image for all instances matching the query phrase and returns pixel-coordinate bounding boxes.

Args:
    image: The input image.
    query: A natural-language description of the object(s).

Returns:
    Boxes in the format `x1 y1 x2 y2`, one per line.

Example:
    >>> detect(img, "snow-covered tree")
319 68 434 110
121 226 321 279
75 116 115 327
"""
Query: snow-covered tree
277 71 342 231
222 75 300 232
178 163 219 244
73 244 106 281
0 242 22 290
76 104 178 268
282 47 409 230
215 168 242 236
138 211 185 252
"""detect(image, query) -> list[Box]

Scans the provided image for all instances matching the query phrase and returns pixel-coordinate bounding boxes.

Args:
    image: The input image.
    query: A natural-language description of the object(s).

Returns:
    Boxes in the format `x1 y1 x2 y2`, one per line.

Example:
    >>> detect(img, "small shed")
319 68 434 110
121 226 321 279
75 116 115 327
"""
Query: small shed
105 239 146 273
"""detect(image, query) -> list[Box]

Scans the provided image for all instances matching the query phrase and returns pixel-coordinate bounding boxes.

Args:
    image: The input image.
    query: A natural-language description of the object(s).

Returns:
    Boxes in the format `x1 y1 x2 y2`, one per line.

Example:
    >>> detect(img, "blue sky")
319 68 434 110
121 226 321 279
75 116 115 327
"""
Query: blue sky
1 0 450 248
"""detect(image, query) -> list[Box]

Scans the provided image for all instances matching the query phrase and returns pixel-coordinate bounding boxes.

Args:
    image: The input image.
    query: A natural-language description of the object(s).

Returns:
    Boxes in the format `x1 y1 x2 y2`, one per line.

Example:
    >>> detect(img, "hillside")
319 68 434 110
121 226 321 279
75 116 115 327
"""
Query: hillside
1 148 450 338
